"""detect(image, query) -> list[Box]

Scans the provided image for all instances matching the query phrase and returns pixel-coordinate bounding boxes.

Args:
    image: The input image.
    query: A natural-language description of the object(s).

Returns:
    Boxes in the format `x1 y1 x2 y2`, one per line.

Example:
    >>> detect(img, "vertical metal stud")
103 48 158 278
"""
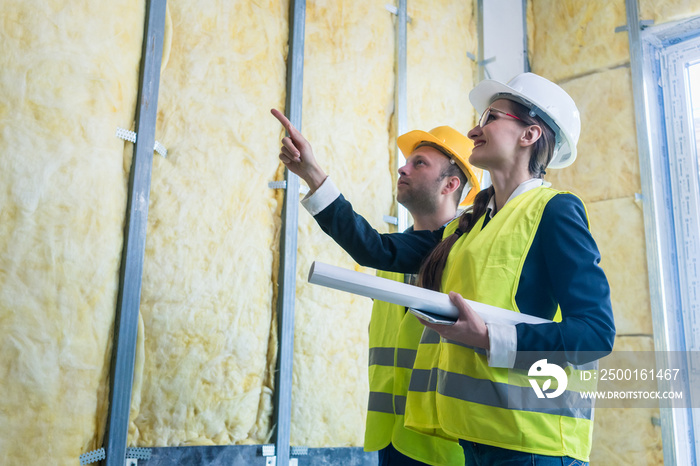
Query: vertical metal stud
521 0 530 72
396 0 409 232
477 0 485 82
102 1 167 466
273 1 305 466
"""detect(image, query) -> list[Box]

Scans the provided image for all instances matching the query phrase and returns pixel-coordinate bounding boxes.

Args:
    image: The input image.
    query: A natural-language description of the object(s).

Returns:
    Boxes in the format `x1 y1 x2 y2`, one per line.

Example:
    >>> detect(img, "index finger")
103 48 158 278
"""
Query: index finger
271 108 295 134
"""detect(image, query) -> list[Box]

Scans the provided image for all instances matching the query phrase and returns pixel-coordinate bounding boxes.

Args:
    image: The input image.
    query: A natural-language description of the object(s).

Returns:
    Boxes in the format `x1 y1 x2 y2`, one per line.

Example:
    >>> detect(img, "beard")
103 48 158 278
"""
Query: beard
397 184 441 216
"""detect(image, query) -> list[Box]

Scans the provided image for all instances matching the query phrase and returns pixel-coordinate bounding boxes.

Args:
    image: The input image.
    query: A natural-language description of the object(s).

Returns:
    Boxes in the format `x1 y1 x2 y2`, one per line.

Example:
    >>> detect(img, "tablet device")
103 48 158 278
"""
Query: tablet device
409 308 456 326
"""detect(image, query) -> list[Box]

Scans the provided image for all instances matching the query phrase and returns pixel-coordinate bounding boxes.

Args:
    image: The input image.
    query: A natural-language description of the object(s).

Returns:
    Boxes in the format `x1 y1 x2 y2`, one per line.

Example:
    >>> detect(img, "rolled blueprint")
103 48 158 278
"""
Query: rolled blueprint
308 261 549 326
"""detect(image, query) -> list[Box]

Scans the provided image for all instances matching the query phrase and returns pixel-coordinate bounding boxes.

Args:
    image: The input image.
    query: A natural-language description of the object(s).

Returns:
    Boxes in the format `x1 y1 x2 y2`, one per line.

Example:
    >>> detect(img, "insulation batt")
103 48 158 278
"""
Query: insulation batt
640 0 700 24
0 0 146 464
407 0 477 132
292 0 396 447
129 0 288 447
528 0 629 82
546 68 641 203
0 0 482 460
291 0 478 447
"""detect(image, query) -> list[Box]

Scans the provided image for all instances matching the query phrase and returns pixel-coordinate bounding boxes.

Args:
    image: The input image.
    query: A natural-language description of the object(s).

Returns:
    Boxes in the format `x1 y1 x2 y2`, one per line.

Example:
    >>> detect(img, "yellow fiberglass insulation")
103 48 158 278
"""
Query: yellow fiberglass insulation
546 68 640 203
128 0 288 447
640 0 700 25
527 0 629 82
407 0 477 133
0 0 145 465
1 0 481 458
291 0 396 447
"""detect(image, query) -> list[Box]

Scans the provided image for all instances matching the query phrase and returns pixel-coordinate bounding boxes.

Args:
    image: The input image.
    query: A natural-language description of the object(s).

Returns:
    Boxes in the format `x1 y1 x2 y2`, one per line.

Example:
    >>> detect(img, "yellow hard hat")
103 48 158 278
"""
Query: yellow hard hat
397 126 482 205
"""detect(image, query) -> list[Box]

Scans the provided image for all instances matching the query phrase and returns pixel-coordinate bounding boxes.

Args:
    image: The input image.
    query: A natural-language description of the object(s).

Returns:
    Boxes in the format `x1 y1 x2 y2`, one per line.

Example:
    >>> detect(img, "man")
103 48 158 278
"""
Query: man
272 109 480 465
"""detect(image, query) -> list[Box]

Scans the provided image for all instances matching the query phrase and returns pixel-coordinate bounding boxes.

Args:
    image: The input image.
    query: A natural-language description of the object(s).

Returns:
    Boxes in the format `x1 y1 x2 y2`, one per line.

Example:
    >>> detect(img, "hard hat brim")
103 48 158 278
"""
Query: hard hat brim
469 79 577 169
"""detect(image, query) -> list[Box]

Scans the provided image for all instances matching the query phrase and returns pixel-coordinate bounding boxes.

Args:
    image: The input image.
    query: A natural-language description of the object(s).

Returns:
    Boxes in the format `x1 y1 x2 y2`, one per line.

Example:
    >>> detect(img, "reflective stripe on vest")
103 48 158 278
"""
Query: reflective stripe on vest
409 367 593 419
367 391 394 414
368 347 417 369
405 187 596 462
368 347 395 367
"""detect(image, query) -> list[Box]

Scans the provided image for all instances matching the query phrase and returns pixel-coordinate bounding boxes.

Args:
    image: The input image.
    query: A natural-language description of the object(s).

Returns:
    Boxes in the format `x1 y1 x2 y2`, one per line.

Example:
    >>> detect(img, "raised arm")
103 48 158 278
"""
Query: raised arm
271 108 442 274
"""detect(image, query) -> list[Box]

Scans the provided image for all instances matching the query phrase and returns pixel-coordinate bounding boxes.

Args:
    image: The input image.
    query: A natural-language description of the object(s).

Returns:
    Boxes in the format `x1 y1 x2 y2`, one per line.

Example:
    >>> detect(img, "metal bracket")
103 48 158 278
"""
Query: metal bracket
79 447 151 465
469 53 496 79
466 52 496 67
385 3 412 23
262 445 276 466
383 215 398 225
615 19 654 33
268 180 310 195
262 444 275 457
80 448 106 465
116 127 168 158
261 445 306 465
291 446 309 456
127 448 152 460
478 56 496 67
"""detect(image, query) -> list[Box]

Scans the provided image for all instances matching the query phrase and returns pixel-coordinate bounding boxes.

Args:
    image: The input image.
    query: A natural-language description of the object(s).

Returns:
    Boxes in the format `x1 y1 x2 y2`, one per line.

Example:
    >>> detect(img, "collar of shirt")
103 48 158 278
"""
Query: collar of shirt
486 178 544 218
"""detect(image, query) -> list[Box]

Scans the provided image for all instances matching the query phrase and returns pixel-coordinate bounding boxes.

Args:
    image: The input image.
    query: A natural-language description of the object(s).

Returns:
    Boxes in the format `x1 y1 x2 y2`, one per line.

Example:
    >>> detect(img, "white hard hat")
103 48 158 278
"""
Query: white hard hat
469 72 581 169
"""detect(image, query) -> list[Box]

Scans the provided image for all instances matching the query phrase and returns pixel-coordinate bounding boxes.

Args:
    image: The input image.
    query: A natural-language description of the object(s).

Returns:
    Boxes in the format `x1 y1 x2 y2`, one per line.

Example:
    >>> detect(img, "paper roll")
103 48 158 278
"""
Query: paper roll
308 261 549 326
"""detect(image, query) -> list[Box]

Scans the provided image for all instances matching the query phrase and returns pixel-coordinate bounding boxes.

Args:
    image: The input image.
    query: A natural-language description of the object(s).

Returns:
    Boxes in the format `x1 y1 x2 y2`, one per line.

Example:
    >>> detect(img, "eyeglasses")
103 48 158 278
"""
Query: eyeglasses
478 107 524 127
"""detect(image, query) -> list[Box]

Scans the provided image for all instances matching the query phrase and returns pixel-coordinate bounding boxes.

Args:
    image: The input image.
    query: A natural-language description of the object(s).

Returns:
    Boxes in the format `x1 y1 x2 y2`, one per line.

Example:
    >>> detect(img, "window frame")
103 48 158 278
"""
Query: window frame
638 15 700 465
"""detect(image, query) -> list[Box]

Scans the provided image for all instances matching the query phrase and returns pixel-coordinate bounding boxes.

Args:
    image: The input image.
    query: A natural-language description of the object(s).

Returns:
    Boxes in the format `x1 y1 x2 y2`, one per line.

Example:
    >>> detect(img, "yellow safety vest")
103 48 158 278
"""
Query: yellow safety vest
404 187 597 462
365 270 464 465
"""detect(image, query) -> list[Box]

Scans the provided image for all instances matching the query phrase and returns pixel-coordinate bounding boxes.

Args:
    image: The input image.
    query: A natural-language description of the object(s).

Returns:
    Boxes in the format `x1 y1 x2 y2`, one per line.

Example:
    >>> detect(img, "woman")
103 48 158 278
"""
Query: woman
272 72 614 465
404 73 615 465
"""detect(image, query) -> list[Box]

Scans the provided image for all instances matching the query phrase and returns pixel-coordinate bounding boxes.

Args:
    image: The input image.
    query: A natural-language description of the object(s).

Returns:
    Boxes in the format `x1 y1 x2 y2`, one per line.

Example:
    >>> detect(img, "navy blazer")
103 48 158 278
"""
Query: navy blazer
313 193 616 364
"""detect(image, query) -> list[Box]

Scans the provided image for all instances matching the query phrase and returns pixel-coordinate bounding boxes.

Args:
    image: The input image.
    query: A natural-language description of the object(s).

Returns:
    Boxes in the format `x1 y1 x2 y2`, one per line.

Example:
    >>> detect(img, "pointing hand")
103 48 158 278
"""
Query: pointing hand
271 108 327 192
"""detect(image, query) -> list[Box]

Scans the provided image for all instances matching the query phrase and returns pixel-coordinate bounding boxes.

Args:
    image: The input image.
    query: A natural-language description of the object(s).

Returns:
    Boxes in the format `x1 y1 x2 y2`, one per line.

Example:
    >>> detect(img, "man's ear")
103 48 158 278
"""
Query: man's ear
442 176 461 196
520 125 543 148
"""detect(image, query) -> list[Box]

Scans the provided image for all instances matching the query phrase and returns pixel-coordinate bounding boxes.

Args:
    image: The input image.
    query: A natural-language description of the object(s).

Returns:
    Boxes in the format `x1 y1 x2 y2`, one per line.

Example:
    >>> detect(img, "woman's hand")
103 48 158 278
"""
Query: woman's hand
419 291 490 350
271 108 327 193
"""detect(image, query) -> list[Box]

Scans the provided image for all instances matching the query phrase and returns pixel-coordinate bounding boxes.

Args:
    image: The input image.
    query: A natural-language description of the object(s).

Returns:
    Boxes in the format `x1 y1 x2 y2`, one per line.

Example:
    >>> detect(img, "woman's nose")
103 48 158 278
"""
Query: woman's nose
467 125 481 140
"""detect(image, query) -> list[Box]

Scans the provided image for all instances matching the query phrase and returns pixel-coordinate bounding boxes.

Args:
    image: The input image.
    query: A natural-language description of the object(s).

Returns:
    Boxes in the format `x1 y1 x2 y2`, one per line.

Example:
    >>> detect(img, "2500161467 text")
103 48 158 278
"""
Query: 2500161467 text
582 368 681 381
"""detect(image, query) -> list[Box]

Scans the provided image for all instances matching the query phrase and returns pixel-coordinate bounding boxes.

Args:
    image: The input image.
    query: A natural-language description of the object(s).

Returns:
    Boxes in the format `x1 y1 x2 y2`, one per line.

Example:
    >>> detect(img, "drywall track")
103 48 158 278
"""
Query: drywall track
144 446 374 465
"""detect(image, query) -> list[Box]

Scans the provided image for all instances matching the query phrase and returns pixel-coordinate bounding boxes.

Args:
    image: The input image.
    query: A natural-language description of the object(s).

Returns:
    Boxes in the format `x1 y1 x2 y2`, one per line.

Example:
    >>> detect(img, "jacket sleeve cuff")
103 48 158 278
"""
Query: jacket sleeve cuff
300 176 340 216
486 323 517 368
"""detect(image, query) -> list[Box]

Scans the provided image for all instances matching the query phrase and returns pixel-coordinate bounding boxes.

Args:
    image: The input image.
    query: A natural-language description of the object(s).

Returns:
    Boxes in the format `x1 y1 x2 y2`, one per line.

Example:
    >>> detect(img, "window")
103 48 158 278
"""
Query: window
640 16 700 465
